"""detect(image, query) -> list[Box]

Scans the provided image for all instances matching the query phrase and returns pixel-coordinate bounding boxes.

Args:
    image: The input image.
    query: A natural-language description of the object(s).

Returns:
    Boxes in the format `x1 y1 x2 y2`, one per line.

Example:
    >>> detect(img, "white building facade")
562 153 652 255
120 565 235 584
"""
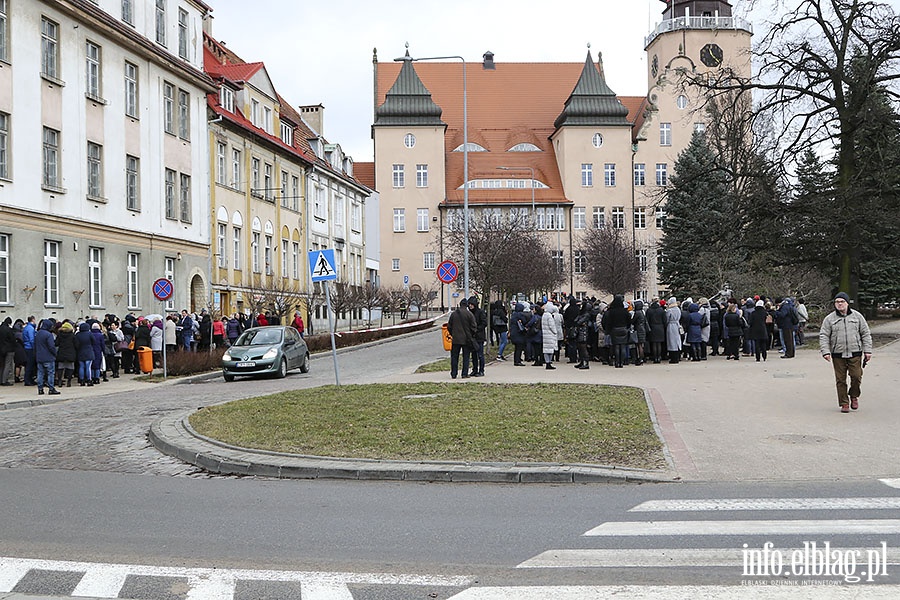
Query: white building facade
0 0 215 320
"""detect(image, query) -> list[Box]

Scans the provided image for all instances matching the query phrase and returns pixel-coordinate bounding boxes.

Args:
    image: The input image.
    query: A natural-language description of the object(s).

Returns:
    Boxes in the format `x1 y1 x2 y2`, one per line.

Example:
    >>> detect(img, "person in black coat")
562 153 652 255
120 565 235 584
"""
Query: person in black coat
645 300 667 364
708 301 723 356
34 319 60 395
631 300 649 365
747 299 769 361
55 322 77 387
74 322 95 386
723 304 746 360
490 300 509 361
601 295 632 368
90 323 107 383
508 303 529 366
467 296 487 377
0 316 15 386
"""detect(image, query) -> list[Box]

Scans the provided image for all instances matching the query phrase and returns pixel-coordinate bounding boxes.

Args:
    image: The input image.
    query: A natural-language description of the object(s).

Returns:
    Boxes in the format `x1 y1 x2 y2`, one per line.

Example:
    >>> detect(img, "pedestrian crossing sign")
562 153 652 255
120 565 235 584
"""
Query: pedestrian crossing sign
308 249 338 282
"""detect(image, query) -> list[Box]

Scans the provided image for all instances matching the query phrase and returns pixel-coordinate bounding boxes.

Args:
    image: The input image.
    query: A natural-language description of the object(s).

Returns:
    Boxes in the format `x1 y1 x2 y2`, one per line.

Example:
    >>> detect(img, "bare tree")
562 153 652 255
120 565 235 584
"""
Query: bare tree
296 282 326 336
326 281 358 330
576 225 644 296
244 274 305 325
357 281 388 327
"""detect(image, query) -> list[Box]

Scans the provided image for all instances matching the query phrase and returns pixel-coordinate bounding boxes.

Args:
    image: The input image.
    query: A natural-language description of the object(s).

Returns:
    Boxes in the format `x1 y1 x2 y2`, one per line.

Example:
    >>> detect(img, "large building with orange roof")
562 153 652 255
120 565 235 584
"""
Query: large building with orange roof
370 0 752 303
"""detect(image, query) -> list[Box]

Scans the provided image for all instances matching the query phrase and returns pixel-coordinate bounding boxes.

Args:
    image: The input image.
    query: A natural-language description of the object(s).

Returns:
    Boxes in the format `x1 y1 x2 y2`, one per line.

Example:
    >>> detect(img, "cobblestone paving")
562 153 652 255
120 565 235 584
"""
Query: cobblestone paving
0 331 445 477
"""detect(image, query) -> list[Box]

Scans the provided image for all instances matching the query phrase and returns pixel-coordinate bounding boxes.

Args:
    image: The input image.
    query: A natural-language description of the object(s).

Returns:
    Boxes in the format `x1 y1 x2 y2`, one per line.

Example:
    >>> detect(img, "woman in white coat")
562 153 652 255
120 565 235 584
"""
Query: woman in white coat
665 298 683 364
541 302 560 370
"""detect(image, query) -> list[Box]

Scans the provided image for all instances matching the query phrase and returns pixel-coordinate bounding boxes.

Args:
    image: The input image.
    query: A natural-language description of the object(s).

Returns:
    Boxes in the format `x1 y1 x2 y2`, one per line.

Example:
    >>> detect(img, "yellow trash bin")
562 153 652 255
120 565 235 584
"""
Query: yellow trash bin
441 323 452 351
137 346 153 374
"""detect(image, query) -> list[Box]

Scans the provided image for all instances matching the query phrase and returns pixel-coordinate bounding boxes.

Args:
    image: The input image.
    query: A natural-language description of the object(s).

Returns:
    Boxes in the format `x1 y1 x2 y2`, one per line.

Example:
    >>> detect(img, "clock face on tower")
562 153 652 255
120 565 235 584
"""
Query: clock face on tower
700 43 724 67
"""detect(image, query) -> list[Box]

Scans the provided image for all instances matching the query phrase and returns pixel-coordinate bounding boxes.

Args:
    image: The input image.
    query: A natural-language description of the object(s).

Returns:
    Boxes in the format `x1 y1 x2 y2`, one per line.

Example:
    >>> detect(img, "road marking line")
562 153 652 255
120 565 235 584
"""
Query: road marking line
447 586 900 599
0 556 471 593
301 582 355 599
630 497 900 512
71 565 130 597
584 519 900 536
516 547 900 569
880 479 900 489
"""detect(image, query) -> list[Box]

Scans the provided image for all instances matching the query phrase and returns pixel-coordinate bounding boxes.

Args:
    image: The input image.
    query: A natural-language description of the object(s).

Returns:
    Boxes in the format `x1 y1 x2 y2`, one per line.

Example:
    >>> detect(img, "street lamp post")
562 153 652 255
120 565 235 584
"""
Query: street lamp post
395 51 476 300
497 165 535 225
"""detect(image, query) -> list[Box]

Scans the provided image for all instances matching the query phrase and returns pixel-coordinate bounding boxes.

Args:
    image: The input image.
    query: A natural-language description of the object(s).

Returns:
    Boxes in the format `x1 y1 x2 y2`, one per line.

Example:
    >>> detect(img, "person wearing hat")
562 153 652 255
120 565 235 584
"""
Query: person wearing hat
819 292 873 413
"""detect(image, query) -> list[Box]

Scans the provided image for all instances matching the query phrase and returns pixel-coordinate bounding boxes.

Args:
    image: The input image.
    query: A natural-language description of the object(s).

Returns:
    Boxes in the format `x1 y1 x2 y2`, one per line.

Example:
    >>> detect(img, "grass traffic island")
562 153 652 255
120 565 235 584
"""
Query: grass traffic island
188 382 666 470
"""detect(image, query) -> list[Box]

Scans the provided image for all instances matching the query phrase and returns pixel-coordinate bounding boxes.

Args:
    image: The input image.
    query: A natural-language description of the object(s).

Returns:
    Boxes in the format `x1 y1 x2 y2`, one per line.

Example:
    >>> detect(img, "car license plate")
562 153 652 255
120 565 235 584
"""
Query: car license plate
236 361 256 367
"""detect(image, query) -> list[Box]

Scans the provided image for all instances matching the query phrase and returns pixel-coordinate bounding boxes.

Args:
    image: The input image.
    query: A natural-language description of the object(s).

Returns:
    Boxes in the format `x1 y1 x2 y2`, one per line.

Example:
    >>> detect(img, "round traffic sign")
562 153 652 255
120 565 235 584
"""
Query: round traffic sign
152 278 174 301
436 260 459 284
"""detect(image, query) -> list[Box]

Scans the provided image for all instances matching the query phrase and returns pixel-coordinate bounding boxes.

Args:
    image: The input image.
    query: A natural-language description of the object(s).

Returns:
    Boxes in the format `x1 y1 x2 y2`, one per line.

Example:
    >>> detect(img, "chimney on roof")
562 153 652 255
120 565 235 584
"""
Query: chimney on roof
301 104 324 136
202 11 214 37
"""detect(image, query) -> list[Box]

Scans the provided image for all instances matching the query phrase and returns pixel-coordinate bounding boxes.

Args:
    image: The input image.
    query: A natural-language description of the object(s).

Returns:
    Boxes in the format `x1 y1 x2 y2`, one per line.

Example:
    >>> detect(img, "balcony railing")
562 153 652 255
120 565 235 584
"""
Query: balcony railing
645 16 753 47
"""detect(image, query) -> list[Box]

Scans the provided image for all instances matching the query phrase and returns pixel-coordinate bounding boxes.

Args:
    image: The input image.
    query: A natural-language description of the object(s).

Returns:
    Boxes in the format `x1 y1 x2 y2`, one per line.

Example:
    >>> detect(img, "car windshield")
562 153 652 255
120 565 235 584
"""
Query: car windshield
235 328 283 346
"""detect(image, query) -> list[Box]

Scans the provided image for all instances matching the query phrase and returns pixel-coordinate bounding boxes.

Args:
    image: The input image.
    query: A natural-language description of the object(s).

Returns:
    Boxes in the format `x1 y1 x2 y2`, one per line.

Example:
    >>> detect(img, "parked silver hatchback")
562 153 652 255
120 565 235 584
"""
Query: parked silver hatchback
222 326 309 382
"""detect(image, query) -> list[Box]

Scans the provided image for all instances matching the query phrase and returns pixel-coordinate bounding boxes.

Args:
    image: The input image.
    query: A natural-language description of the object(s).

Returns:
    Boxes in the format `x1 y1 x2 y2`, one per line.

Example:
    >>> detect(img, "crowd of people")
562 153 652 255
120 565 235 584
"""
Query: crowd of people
0 309 305 396
445 292 812 378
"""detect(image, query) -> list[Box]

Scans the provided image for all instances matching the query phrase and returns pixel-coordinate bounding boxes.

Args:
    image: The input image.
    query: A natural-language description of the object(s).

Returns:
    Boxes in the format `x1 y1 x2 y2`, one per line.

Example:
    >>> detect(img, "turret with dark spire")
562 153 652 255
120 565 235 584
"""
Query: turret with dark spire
554 51 629 129
374 50 444 126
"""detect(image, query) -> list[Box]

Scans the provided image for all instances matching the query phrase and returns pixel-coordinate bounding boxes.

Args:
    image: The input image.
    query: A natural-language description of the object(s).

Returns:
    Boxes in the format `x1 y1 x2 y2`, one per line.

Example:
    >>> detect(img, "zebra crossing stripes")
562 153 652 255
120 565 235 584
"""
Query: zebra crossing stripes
629 497 900 512
0 556 471 599
880 479 900 489
583 519 900 536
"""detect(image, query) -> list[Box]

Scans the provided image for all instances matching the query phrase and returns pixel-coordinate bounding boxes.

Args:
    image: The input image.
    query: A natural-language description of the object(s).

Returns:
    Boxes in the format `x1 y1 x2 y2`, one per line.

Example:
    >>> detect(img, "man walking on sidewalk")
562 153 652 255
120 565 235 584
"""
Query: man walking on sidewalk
819 292 872 413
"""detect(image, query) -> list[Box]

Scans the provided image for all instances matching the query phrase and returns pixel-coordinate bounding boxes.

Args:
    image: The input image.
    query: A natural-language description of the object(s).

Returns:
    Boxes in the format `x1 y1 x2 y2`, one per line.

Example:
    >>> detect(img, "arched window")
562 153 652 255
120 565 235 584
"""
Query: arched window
508 142 541 152
452 142 487 153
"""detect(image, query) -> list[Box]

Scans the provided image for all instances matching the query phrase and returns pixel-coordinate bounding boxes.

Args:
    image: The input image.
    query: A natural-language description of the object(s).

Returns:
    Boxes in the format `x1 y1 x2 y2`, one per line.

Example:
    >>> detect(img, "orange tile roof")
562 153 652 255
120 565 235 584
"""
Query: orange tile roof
354 162 376 190
376 61 646 207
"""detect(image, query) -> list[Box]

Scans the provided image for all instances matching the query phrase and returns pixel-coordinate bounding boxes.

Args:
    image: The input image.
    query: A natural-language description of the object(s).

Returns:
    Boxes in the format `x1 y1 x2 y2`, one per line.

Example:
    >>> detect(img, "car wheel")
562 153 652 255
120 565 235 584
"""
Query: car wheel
299 352 310 373
223 372 234 382
277 357 287 378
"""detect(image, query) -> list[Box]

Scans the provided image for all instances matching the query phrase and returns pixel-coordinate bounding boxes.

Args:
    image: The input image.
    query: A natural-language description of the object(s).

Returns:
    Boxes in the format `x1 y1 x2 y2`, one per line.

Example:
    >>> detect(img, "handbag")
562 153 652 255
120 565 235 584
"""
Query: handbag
114 340 129 352
628 329 639 344
128 339 135 351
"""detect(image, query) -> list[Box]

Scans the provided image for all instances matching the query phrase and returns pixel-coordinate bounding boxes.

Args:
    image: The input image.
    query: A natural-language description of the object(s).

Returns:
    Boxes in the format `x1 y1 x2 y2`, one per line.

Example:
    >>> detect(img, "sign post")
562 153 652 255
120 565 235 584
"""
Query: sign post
308 249 340 385
152 278 174 379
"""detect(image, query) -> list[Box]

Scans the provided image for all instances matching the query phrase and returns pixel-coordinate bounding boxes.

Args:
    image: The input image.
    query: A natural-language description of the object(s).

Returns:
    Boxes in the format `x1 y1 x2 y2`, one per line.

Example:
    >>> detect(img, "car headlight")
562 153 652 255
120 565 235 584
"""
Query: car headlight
222 351 232 361
263 348 278 360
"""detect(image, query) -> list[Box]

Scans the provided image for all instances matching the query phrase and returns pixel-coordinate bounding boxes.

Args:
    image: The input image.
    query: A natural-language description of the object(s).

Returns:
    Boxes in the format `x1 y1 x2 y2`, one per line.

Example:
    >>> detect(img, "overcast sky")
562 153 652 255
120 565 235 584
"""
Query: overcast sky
208 0 742 162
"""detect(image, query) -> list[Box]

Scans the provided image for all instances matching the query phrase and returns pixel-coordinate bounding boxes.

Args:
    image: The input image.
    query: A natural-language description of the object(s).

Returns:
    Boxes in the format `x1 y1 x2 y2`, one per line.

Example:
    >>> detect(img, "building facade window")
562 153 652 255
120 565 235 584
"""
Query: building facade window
416 164 428 187
573 206 586 230
163 83 174 133
220 86 234 112
391 258 400 271
177 8 188 59
164 257 175 310
121 0 134 25
423 252 435 271
263 106 272 133
281 122 293 146
404 133 416 148
417 208 429 232
676 94 688 110
581 163 593 187
0 112 7 180
250 99 260 127
552 250 564 274
87 142 102 199
393 208 405 232
634 207 646 229
634 163 646 186
177 89 189 139
264 235 273 275
217 223 227 268
592 206 605 228
612 206 625 229
280 170 289 208
351 201 361 232
251 232 260 273
313 184 325 219
251 158 260 194
694 122 707 134
292 241 300 279
656 207 667 229
41 17 60 80
124 62 138 118
0 1 7 63
85 42 102 99
604 163 616 187
42 127 60 189
637 249 649 273
392 164 404 188
44 241 60 305
179 173 191 222
216 143 226 185
233 227 241 270
164 168 176 219
656 163 668 186
660 122 672 146
263 163 272 200
291 175 300 211
0 233 7 304
231 149 241 188
127 252 139 308
88 247 102 307
126 155 140 210
592 133 604 148
155 0 166 46
574 250 586 275
281 239 288 278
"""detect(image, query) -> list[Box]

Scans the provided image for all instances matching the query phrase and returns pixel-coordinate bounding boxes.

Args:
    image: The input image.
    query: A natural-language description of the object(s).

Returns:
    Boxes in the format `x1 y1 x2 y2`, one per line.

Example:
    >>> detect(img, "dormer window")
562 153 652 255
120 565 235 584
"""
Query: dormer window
508 142 541 152
220 87 234 113
452 142 487 153
281 122 293 146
